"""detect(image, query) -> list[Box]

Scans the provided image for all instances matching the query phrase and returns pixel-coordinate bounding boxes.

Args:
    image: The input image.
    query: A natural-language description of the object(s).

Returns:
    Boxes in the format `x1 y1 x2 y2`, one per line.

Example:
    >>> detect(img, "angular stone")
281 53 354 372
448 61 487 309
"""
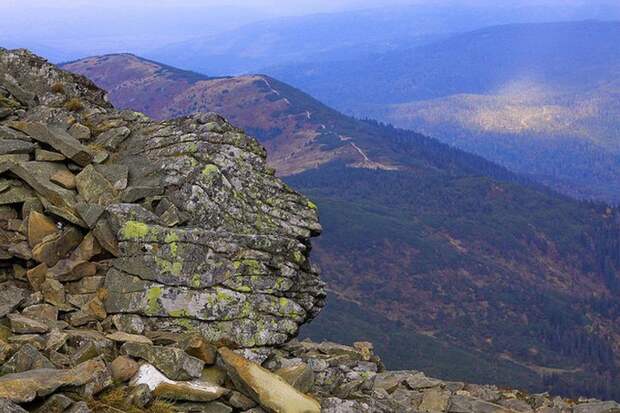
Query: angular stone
182 334 217 365
45 329 69 352
48 258 95 282
75 203 104 228
35 149 65 162
72 341 103 364
28 211 58 248
121 186 164 203
81 296 107 320
94 126 131 150
405 372 442 390
0 139 35 155
8 314 49 334
94 164 129 191
26 263 47 291
128 383 153 408
111 314 144 334
9 161 77 210
68 123 91 141
0 282 28 317
0 184 36 205
0 343 54 374
75 165 117 205
130 363 228 402
92 218 120 256
65 276 105 294
32 226 83 267
275 363 314 394
218 347 321 413
21 304 58 321
50 169 76 190
121 342 204 380
41 278 66 307
11 122 92 166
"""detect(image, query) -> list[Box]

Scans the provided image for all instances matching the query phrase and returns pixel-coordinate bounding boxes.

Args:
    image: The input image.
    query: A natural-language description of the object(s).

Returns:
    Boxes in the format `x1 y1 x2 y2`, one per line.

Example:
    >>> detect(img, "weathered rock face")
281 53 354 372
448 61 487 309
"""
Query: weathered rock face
0 48 324 348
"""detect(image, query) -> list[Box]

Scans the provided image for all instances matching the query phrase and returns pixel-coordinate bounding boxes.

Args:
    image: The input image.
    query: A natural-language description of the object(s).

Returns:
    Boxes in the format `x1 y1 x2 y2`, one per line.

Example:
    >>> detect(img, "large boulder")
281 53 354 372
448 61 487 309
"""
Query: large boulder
0 48 325 348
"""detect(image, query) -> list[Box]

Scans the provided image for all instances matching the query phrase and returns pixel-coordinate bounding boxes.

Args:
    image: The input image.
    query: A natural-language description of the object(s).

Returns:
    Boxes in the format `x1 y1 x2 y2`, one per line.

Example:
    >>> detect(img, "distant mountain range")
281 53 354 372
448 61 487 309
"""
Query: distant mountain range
144 5 620 77
265 20 620 202
62 54 620 400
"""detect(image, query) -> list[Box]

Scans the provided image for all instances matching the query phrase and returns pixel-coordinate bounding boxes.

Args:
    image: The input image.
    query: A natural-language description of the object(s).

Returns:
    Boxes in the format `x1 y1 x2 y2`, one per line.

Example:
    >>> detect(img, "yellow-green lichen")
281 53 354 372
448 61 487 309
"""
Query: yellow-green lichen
156 258 182 276
122 221 150 239
292 251 304 264
191 274 201 288
307 200 318 210
240 301 253 317
165 233 180 256
169 308 190 318
146 287 163 315
202 164 219 178
215 289 235 304
233 259 262 276
236 285 252 293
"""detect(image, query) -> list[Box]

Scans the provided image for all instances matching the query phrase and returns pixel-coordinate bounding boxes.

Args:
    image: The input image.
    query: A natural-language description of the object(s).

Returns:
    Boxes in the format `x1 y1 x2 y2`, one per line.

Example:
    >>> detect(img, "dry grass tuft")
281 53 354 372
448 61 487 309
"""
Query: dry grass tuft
51 82 65 94
64 97 84 112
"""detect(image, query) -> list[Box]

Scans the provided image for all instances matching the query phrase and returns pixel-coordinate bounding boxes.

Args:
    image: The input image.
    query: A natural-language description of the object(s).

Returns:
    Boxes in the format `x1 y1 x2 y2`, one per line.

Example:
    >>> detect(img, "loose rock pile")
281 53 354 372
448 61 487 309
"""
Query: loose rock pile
0 48 619 412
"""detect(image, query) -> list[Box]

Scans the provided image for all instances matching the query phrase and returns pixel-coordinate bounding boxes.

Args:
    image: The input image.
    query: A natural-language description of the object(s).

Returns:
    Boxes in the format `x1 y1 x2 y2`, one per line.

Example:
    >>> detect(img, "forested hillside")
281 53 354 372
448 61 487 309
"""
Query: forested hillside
266 21 620 202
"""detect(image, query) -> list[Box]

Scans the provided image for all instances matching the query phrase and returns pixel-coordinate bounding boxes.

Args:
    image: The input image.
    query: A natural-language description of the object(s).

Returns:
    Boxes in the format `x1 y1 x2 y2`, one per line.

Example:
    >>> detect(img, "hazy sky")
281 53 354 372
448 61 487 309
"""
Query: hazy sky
1 0 618 62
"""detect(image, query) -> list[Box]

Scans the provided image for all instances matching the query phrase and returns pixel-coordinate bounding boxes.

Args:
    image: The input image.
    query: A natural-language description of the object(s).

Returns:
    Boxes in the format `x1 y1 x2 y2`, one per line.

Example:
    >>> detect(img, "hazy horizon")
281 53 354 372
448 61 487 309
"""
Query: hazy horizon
2 0 620 63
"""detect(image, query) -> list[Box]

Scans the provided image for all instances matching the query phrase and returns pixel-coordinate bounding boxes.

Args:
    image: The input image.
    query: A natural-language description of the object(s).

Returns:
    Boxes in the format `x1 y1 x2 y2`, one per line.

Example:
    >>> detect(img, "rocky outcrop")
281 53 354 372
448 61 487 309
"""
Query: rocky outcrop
1 48 619 412
0 47 324 350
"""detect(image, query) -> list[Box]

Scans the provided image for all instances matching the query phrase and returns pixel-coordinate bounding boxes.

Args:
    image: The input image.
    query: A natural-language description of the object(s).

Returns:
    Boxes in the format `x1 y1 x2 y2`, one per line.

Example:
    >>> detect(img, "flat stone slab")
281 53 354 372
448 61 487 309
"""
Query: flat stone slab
218 347 321 413
10 122 92 166
0 359 107 403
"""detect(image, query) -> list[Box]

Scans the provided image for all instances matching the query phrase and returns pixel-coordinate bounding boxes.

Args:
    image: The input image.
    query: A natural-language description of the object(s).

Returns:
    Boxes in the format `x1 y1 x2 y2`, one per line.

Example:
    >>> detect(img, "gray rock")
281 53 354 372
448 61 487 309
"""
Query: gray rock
121 342 204 380
0 343 54 374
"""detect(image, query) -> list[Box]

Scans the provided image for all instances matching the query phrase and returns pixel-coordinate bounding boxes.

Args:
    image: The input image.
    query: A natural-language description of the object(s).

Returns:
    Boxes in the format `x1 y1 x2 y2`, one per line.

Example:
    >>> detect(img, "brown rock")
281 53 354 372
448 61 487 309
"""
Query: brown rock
26 263 47 291
41 278 66 306
35 149 65 162
50 169 76 190
8 314 50 334
110 355 139 381
32 226 83 267
27 211 58 248
183 334 217 365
